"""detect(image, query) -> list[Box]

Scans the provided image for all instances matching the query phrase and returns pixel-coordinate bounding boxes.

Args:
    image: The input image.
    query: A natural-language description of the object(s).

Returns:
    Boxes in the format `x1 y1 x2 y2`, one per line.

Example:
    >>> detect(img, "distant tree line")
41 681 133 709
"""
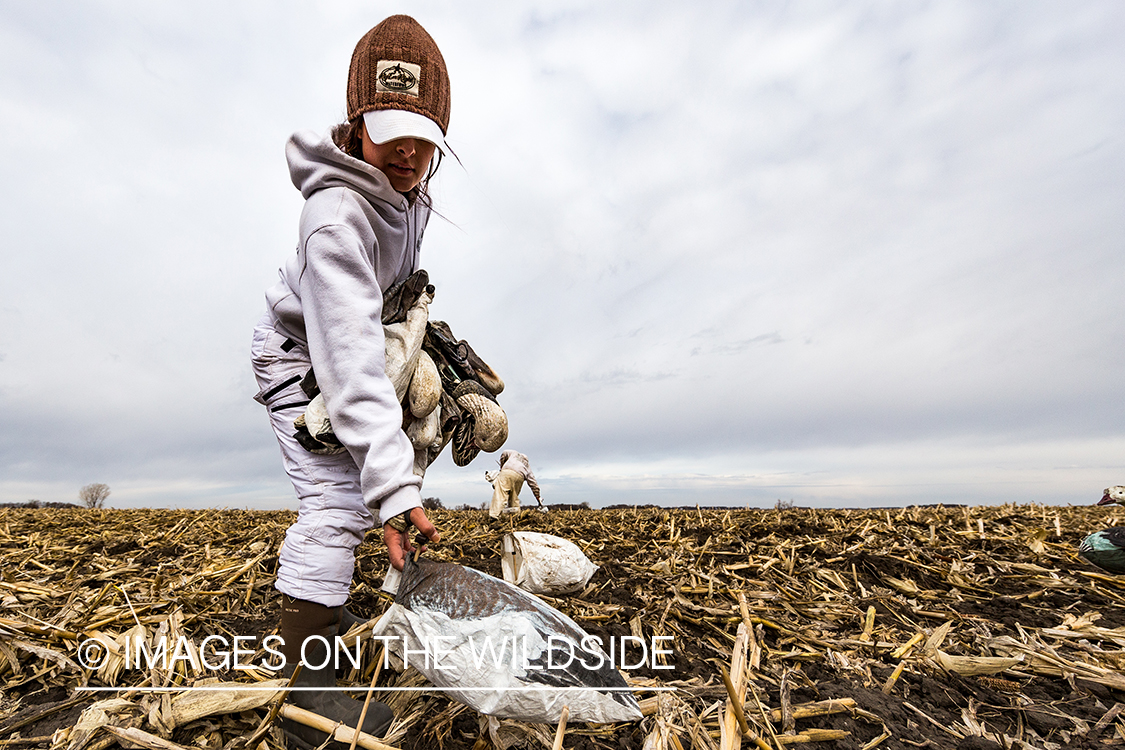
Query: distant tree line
419 497 595 512
0 500 80 509
0 483 111 509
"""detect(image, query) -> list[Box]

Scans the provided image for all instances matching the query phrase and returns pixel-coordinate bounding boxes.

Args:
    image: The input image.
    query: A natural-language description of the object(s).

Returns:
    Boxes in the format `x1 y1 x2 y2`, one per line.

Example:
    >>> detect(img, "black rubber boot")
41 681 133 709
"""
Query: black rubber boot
278 596 392 749
339 606 366 635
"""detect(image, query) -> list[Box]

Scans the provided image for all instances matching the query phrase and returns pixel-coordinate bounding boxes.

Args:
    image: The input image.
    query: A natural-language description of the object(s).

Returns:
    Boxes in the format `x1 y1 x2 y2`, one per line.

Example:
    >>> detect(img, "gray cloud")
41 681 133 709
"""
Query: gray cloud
2 1 1124 510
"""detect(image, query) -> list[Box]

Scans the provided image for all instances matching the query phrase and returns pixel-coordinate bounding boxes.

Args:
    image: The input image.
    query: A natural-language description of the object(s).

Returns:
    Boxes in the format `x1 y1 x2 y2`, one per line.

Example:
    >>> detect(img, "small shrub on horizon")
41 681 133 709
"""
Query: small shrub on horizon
79 483 111 509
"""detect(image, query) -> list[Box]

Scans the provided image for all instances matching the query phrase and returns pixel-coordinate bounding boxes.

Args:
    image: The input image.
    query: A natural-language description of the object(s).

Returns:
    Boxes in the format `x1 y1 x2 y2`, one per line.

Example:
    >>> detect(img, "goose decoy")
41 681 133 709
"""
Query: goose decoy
1097 486 1125 506
373 554 642 723
1079 527 1125 574
1080 487 1125 574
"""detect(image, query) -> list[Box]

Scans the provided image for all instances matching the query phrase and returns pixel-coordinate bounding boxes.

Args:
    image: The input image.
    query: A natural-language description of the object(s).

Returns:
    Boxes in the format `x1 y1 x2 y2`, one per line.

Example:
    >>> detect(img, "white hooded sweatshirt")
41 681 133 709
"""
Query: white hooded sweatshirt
263 130 428 522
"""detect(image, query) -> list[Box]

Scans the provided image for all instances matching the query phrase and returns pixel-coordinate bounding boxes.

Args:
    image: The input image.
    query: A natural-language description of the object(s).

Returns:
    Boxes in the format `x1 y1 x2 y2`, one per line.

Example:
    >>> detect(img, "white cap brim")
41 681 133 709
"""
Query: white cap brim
363 109 449 156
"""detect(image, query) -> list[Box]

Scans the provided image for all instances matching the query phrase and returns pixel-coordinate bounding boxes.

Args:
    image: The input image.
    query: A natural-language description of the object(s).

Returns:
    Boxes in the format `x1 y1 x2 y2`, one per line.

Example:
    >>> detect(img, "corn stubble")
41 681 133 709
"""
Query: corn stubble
2 503 1125 750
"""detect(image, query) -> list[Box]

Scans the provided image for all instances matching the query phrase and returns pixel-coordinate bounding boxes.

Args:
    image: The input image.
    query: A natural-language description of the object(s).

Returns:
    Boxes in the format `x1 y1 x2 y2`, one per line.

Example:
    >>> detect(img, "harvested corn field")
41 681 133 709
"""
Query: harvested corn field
3 504 1125 750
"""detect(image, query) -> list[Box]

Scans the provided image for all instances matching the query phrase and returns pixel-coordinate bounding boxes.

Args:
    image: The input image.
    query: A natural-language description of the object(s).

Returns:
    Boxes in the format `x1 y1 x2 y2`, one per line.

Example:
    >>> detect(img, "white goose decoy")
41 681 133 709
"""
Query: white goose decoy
373 555 643 724
1097 486 1125 506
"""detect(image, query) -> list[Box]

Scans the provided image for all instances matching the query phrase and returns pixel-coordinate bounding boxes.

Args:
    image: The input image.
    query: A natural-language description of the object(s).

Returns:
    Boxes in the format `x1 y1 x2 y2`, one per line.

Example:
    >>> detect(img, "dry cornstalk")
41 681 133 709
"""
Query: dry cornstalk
881 661 906 695
772 729 850 744
102 725 193 750
168 680 287 728
720 665 750 738
766 698 856 723
720 622 769 750
859 606 876 642
2 737 56 748
859 729 892 750
934 651 1023 677
551 705 569 750
889 632 924 660
276 704 400 750
778 669 794 734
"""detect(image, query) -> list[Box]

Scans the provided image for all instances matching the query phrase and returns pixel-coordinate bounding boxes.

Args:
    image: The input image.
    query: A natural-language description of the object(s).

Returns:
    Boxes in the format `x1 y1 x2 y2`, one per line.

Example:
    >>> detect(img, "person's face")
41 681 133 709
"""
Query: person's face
360 124 436 193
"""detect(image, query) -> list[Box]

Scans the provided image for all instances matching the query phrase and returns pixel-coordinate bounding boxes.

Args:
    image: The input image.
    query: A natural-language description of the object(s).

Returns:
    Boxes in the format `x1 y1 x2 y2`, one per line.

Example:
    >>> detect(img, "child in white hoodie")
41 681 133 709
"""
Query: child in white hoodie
250 15 448 742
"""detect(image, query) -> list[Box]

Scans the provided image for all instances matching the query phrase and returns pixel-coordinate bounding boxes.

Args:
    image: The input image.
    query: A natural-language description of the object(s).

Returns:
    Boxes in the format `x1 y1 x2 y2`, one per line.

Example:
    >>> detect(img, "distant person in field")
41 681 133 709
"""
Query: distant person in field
487 450 543 517
250 15 450 743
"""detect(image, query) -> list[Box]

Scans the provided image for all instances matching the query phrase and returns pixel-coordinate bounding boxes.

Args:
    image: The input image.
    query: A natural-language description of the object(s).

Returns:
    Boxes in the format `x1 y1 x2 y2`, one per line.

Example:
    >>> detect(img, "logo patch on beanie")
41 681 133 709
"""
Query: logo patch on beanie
376 61 421 97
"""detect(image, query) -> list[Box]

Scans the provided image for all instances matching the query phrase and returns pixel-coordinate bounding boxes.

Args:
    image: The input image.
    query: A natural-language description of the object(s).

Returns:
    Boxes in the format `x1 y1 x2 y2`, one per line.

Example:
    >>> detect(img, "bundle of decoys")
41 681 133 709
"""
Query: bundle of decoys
1078 485 1125 574
293 269 508 473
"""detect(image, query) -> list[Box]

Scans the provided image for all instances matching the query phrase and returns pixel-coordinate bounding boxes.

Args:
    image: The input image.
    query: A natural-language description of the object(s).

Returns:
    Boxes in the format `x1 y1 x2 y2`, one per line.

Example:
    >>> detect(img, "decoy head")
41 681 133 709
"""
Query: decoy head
1098 486 1125 506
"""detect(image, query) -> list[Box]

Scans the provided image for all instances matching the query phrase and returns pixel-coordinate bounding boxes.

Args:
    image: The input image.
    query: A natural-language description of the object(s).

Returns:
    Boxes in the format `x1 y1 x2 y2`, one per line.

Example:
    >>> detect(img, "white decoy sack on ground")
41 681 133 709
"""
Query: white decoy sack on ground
501 532 599 596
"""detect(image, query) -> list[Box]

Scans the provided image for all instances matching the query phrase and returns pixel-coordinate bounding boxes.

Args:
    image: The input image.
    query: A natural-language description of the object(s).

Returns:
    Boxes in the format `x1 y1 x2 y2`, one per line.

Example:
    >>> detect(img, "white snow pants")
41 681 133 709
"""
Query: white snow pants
251 315 374 607
489 469 525 518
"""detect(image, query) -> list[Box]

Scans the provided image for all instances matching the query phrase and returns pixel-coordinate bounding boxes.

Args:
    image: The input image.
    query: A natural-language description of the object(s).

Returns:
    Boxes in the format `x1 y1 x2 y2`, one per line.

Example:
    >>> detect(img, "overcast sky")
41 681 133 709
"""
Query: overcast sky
1 1 1123 511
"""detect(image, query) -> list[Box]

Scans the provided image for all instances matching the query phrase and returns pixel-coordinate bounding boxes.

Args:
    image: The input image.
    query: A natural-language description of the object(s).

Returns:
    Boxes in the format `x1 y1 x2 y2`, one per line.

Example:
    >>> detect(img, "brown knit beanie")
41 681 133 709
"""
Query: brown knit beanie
347 15 450 135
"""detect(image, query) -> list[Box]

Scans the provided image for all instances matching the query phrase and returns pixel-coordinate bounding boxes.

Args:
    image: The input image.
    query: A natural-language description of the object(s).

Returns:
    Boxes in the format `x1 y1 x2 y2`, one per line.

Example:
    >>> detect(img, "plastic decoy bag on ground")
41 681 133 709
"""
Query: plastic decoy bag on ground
501 532 599 596
371 556 642 724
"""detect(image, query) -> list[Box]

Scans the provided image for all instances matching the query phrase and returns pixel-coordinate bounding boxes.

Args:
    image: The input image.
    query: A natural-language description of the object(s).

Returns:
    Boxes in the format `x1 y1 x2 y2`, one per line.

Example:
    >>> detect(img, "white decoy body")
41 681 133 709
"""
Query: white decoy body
373 555 643 724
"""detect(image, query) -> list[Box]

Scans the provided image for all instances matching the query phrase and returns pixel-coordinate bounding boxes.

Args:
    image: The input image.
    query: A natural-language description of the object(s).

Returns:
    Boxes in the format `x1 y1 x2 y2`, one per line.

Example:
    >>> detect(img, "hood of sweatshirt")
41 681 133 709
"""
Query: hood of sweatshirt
286 129 409 211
